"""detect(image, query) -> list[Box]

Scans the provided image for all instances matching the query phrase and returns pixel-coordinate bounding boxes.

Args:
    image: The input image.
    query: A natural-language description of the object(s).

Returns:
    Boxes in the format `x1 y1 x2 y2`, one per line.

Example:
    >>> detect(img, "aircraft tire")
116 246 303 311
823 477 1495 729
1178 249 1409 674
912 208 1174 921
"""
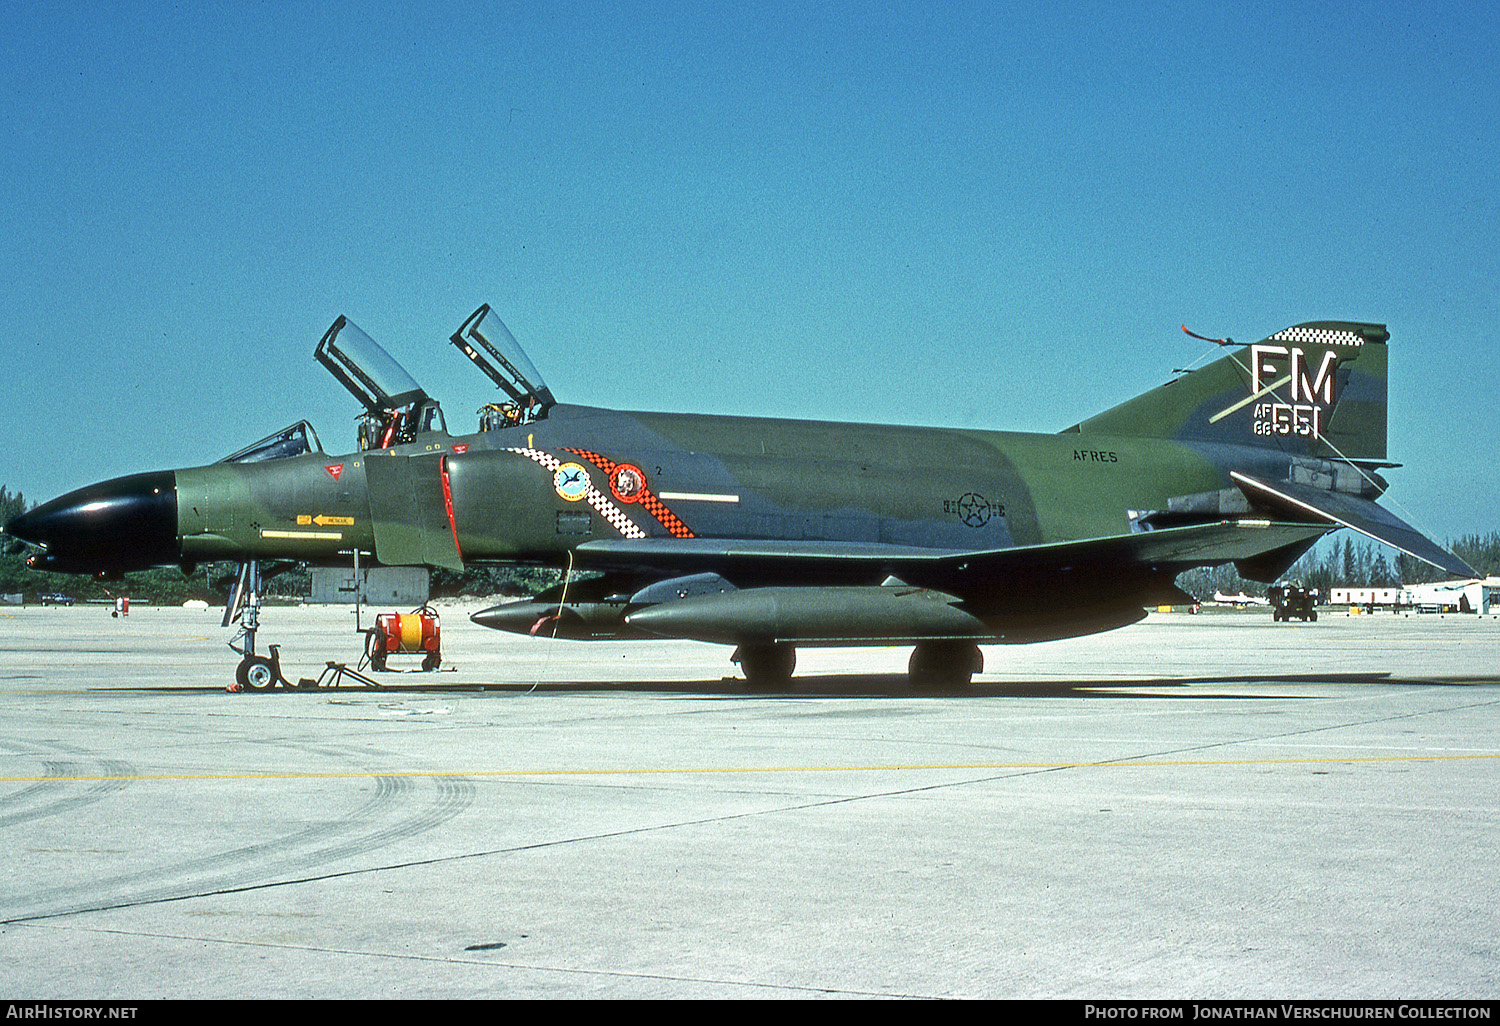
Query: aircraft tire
236 655 278 691
734 643 795 688
909 641 982 688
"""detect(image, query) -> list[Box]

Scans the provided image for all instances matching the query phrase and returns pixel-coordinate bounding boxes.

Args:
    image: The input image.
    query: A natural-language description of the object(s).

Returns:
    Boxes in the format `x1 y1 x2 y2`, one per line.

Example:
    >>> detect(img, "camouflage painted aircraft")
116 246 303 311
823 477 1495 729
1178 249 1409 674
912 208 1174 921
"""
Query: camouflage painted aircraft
3 305 1474 688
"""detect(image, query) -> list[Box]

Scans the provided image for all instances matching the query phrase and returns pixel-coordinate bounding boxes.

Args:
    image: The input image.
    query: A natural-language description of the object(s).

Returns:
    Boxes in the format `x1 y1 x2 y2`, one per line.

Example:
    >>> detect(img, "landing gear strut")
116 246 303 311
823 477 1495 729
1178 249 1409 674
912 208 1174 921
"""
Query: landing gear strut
733 642 796 688
227 560 263 670
908 641 983 688
226 560 290 690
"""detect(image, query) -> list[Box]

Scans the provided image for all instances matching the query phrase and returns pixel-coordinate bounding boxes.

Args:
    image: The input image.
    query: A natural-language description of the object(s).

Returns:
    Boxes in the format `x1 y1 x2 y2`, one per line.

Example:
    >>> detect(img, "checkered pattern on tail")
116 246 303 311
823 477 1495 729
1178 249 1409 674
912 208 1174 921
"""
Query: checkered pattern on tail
1268 326 1366 347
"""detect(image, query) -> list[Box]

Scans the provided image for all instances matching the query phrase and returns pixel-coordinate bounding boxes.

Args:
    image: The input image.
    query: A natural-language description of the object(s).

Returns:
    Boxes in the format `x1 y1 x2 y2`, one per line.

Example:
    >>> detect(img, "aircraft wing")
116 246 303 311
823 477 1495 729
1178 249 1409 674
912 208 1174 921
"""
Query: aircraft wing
576 519 1332 612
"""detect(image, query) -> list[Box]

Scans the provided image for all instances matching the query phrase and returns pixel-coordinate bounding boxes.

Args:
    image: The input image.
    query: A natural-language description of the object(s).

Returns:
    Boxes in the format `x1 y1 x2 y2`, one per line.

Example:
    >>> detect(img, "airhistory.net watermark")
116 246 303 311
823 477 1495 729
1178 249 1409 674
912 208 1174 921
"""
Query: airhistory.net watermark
5 1007 137 1020
1081 1007 1492 1021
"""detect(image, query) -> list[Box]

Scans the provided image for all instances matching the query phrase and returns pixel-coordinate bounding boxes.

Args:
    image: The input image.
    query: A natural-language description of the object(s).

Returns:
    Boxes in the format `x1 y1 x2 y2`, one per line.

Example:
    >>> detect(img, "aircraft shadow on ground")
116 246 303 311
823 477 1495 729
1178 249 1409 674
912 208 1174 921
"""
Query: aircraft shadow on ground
111 670 1500 698
190 669 1496 699
457 672 1402 700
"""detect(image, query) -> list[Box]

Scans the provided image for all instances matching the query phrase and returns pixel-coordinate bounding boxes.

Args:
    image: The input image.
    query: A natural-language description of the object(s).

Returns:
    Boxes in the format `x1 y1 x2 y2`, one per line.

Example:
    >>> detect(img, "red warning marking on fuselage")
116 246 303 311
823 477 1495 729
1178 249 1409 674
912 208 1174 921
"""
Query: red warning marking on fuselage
325 464 344 481
440 455 463 560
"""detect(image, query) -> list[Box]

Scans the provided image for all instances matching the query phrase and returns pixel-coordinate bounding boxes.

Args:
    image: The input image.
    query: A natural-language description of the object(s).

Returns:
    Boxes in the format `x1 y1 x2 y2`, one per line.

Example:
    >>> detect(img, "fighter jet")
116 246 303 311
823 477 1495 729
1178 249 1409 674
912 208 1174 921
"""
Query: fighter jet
3 305 1474 688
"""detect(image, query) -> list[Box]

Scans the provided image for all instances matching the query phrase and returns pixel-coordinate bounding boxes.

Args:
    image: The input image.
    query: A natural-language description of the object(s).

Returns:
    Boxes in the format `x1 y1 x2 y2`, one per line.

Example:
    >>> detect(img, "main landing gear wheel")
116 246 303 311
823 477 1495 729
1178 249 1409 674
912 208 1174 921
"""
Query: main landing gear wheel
908 641 983 688
733 642 796 688
236 654 278 691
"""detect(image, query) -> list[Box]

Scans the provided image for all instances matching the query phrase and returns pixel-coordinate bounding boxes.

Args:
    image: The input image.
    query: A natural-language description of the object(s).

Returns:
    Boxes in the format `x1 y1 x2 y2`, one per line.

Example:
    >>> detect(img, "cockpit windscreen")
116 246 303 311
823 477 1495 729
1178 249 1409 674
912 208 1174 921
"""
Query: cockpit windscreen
315 315 429 413
314 314 446 450
450 304 555 427
220 421 324 463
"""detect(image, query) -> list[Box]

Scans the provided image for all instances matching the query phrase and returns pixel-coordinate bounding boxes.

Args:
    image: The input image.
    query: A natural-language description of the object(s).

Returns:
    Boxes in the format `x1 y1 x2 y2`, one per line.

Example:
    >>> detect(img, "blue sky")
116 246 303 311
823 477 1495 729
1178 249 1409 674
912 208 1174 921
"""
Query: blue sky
2 1 1496 544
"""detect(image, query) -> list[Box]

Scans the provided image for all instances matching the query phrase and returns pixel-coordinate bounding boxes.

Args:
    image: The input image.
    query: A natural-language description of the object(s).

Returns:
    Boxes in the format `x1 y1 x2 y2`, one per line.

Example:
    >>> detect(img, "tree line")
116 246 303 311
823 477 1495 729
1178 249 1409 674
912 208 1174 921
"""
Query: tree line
1176 532 1497 602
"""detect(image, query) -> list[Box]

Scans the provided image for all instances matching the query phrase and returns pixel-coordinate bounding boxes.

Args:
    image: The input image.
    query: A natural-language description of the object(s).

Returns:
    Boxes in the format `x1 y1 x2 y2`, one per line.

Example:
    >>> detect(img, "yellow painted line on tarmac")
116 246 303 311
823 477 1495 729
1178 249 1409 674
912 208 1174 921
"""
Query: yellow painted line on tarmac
2 751 1499 784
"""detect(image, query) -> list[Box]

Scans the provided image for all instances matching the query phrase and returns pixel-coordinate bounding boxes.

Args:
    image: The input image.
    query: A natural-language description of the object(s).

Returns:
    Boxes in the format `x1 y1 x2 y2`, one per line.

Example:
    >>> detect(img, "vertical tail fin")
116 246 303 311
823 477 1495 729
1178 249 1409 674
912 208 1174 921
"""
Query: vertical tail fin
1067 321 1389 460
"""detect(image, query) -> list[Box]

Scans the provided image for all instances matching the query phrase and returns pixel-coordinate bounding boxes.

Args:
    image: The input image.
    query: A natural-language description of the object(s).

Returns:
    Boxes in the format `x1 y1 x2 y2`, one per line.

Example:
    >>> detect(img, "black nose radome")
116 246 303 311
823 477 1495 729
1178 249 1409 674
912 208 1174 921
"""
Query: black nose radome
4 471 178 575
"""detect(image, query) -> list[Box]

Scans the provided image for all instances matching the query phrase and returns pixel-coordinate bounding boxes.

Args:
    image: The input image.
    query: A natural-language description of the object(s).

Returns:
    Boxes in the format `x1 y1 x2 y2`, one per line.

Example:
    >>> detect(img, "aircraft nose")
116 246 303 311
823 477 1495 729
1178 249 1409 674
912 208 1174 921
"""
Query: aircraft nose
4 471 179 574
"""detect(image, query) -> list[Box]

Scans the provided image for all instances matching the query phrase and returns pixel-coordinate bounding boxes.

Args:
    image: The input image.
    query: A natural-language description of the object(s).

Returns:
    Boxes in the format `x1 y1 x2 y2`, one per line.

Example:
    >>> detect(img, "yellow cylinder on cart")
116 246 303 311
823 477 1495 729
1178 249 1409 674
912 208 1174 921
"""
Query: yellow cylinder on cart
368 608 442 671
378 611 440 654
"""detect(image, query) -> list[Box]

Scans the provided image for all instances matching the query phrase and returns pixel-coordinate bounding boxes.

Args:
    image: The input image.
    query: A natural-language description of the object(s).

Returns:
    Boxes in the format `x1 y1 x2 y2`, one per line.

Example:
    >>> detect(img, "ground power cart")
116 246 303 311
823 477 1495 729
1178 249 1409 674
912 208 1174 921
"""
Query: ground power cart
366 604 442 671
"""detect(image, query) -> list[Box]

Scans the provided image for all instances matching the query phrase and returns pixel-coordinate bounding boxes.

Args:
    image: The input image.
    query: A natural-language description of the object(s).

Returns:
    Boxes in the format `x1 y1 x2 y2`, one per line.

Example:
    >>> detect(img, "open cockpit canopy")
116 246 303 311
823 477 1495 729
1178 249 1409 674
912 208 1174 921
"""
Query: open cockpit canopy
450 304 555 430
314 315 446 449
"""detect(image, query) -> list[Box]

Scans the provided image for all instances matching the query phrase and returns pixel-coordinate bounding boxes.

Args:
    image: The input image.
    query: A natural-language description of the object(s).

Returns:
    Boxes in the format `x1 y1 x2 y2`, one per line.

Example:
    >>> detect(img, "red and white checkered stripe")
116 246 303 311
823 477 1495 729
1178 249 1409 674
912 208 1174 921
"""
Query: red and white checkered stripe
563 447 696 539
505 447 646 539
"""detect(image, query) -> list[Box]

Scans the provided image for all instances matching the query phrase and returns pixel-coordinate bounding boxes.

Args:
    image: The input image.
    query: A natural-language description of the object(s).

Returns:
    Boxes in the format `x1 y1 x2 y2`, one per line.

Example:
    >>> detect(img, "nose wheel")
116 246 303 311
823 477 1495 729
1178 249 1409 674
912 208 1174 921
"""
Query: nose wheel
235 647 288 691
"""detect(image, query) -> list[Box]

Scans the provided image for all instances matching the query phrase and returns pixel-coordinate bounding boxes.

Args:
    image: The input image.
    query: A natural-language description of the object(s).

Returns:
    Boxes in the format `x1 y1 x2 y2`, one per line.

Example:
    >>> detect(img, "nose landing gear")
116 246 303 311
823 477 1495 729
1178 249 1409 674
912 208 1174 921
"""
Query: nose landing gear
226 560 277 690
235 644 290 691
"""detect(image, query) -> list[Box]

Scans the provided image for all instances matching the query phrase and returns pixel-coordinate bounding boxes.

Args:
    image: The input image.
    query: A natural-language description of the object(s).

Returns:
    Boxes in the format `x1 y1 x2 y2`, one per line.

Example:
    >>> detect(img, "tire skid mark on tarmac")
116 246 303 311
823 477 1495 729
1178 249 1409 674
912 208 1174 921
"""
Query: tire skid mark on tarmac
1 773 475 924
0 759 133 829
5 694 1492 924
7 775 413 912
298 775 474 866
15 695 1494 922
